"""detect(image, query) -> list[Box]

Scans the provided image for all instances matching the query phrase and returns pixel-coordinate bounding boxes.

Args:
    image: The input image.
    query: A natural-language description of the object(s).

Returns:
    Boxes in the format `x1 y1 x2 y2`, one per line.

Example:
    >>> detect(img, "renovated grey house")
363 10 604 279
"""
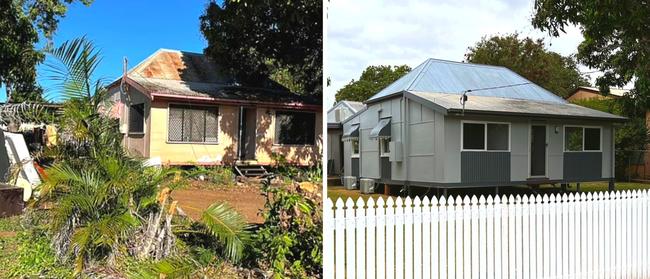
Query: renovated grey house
341 59 626 192
327 101 365 175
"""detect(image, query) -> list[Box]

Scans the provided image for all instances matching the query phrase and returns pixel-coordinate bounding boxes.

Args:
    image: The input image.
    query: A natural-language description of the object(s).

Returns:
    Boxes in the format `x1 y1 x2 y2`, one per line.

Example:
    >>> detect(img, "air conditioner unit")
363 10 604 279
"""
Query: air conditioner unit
360 178 375 194
342 176 357 190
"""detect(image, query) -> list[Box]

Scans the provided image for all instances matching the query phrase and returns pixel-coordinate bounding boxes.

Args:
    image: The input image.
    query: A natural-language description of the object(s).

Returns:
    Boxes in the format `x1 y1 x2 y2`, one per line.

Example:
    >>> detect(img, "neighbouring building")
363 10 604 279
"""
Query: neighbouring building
566 86 629 102
105 49 322 167
341 58 626 193
327 101 365 175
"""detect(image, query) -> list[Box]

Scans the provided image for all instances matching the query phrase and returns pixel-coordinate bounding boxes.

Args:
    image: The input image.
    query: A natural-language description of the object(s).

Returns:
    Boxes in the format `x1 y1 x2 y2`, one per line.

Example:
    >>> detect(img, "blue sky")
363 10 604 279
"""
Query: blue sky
1 0 211 102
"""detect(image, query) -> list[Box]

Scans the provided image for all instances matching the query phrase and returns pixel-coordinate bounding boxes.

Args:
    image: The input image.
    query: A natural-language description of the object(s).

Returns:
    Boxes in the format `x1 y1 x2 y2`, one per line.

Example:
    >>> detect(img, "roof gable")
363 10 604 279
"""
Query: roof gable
368 58 567 104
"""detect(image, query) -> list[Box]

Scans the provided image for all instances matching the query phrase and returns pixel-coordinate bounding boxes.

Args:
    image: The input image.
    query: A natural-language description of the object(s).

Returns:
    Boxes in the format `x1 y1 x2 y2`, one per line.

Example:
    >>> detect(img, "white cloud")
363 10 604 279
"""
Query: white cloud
325 0 590 108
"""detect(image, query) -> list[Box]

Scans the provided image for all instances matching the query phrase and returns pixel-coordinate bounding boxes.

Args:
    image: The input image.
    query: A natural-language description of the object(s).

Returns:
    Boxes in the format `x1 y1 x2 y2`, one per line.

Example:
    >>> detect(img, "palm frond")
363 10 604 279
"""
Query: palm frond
0 103 52 125
45 36 103 100
126 257 201 279
200 202 251 263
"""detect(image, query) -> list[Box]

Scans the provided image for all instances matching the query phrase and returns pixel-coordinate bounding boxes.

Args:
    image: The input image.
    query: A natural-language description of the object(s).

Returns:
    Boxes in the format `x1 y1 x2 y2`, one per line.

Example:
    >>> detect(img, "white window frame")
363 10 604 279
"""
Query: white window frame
460 120 511 152
379 137 391 157
563 125 602 152
351 138 360 158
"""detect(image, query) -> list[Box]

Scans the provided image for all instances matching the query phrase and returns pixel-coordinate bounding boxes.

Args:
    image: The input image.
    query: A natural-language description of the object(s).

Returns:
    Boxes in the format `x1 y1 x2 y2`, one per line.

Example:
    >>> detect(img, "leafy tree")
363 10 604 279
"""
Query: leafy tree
531 0 650 99
0 0 92 102
465 33 589 98
200 0 322 96
335 65 412 102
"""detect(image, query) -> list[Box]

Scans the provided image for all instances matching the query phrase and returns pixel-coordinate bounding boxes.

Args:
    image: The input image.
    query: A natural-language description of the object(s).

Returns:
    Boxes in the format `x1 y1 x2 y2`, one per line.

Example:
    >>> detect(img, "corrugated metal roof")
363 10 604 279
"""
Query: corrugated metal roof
342 101 366 112
368 58 567 104
408 91 626 121
115 49 320 105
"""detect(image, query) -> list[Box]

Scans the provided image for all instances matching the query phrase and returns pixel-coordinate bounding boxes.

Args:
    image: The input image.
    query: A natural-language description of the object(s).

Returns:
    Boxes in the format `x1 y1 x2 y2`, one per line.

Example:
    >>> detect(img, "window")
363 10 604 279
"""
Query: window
564 126 601 151
351 139 360 157
565 127 583 151
380 138 391 156
168 104 218 143
275 111 316 145
129 103 145 133
463 123 485 150
462 122 510 151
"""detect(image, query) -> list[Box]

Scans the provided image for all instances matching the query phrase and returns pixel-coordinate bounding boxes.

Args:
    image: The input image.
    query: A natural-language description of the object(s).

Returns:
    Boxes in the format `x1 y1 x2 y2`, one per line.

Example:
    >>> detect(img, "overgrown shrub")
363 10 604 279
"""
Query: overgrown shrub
270 152 323 183
1 211 75 278
252 177 322 278
186 166 237 187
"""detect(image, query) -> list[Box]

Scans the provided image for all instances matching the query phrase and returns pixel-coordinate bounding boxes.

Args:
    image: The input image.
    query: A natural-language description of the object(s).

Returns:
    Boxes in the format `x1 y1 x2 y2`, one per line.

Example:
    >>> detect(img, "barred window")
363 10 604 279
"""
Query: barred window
275 111 316 145
168 105 218 143
129 103 145 133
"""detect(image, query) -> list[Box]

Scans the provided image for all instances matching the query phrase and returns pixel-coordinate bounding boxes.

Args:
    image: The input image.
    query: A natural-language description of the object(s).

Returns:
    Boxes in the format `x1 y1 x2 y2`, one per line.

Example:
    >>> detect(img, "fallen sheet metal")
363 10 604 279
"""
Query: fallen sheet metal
3 131 41 201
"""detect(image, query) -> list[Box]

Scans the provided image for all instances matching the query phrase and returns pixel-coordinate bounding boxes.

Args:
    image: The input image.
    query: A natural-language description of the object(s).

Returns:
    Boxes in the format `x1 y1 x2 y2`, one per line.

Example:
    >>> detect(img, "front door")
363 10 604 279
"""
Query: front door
239 107 257 161
530 125 547 177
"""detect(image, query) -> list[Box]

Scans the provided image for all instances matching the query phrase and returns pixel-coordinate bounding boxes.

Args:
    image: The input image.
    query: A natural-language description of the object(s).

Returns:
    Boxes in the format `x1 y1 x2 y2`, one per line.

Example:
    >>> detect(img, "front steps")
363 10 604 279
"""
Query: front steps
234 165 270 178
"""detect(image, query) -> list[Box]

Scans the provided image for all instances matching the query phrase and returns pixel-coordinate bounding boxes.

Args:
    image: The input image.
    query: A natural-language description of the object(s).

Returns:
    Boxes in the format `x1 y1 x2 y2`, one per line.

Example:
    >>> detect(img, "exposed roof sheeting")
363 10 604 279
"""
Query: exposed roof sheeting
407 91 626 121
369 118 391 139
368 59 567 104
111 49 320 106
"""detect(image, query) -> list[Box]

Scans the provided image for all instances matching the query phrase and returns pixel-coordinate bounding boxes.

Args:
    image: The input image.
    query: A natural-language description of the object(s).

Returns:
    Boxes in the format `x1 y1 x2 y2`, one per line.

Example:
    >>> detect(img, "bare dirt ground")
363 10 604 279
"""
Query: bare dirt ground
0 231 16 238
171 182 266 224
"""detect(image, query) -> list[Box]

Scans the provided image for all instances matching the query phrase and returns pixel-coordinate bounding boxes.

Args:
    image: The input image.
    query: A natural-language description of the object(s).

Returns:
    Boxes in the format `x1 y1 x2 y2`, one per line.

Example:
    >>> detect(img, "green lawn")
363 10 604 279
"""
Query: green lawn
328 181 650 202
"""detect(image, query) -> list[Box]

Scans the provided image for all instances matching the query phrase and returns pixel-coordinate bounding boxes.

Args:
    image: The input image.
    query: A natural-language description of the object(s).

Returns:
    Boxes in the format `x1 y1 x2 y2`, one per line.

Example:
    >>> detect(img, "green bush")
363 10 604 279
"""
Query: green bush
1 211 74 278
186 166 237 187
251 177 322 278
270 152 322 184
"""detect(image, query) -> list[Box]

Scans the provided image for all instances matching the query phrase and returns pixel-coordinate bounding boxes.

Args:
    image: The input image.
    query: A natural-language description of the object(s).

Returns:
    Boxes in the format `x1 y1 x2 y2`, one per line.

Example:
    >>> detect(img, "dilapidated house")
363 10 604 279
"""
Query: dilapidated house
105 49 322 170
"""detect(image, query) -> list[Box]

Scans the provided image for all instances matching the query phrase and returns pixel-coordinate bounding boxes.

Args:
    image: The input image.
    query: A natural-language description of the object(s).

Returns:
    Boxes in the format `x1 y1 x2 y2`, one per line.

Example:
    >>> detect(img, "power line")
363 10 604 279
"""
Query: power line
459 82 532 115
463 82 532 93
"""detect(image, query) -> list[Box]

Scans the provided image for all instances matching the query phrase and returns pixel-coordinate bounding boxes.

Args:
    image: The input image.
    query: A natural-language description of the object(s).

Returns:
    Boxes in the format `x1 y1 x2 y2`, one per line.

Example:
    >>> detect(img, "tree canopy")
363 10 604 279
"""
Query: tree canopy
335 65 411 103
0 0 91 102
465 33 589 98
532 0 649 100
200 0 322 96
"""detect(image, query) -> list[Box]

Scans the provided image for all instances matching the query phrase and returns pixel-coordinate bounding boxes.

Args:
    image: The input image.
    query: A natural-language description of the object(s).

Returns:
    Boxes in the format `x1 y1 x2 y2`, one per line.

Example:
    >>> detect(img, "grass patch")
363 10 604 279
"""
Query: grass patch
327 186 390 202
328 182 650 202
0 211 75 278
0 215 21 232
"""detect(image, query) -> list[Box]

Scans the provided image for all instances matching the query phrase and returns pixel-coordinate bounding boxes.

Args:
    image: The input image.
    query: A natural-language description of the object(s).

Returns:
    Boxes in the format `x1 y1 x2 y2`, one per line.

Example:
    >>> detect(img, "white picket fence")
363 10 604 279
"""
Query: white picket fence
323 190 650 278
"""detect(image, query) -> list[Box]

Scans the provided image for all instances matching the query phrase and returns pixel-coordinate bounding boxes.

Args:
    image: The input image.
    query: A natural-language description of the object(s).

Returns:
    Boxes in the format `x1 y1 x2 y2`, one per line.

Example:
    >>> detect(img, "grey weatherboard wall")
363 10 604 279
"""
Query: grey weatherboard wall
351 158 360 177
381 157 391 181
460 151 511 183
563 152 603 180
342 103 616 187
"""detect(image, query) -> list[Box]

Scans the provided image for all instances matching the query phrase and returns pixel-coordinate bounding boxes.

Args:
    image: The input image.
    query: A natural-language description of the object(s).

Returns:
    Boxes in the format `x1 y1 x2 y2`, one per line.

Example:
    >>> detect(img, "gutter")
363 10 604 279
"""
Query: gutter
150 93 322 111
446 109 628 123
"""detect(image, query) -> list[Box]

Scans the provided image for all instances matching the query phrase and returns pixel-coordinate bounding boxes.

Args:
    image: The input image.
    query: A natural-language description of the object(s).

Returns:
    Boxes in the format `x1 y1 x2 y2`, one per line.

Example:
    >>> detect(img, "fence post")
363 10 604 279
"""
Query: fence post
323 198 334 279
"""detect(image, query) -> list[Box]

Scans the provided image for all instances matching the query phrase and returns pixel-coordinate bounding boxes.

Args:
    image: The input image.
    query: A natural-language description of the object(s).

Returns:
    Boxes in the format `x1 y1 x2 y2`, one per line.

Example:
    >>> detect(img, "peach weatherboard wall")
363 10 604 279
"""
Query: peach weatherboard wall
147 100 321 166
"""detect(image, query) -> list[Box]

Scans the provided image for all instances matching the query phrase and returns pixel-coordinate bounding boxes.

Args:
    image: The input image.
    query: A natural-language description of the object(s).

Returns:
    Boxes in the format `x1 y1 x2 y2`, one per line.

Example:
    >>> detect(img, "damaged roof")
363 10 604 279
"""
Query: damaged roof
110 49 320 107
407 91 626 121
